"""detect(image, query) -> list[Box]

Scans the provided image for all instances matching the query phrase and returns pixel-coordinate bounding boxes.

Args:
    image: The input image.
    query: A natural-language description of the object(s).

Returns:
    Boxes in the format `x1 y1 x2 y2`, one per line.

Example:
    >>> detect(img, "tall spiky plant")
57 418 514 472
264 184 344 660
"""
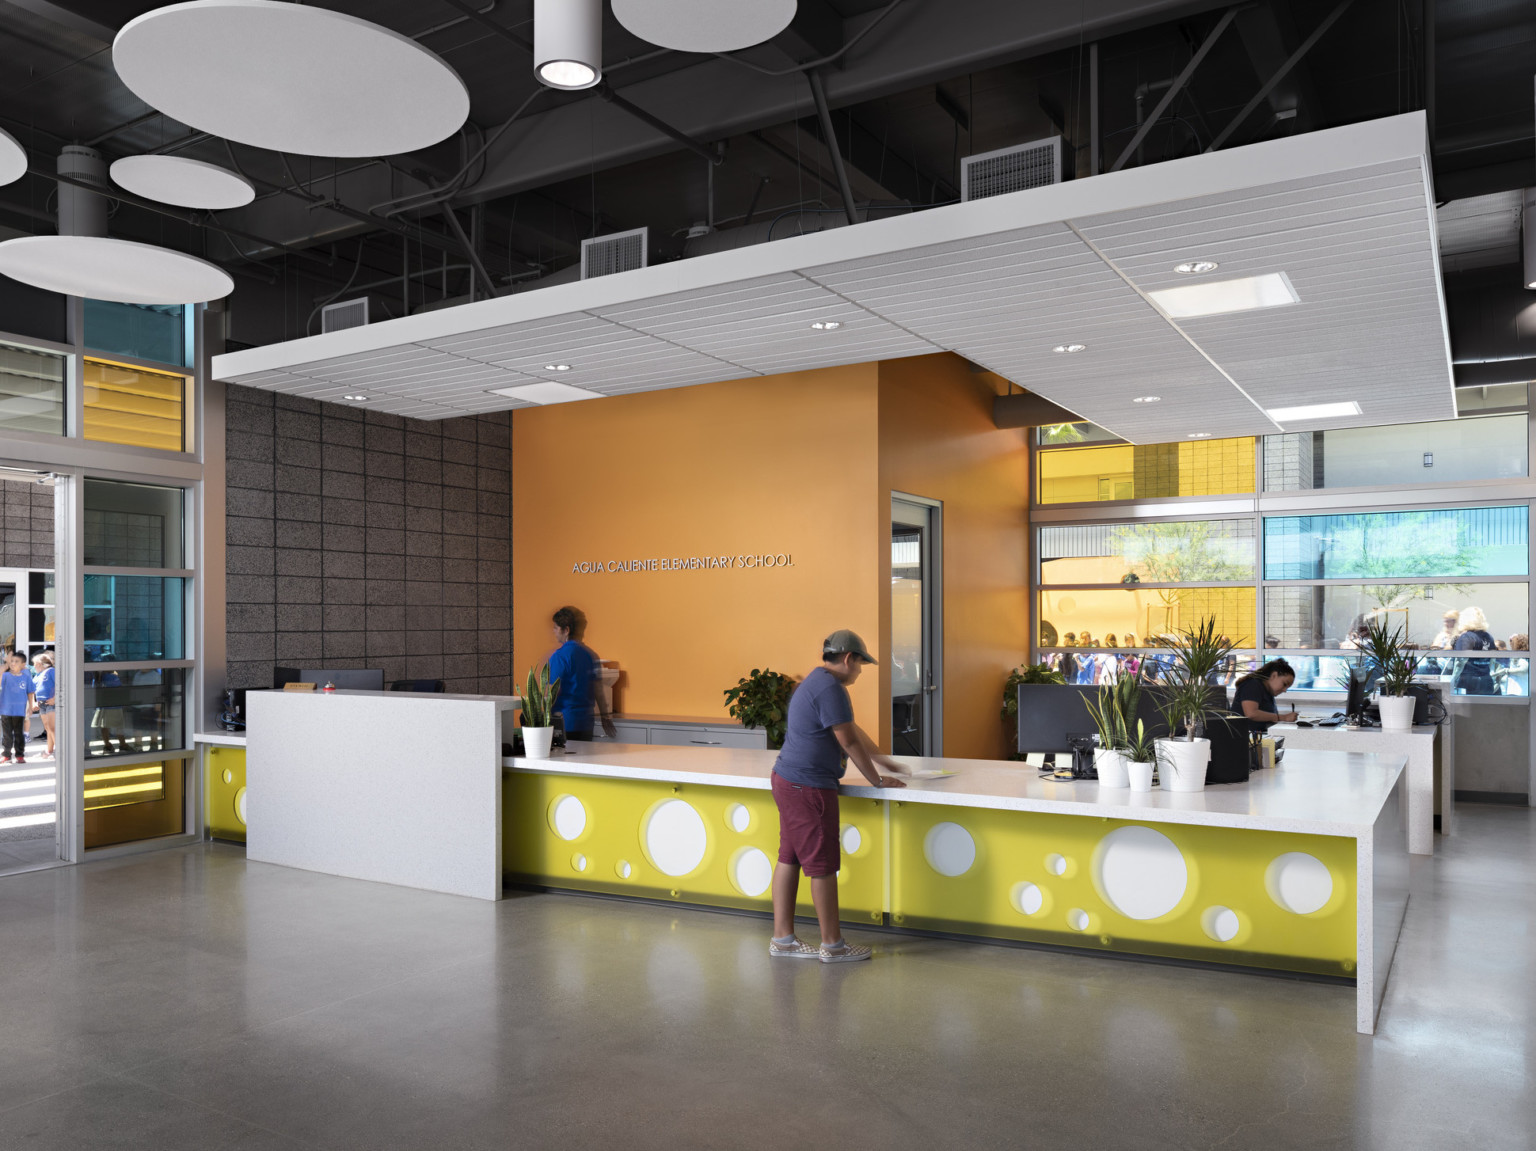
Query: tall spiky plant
1361 617 1420 698
1154 618 1234 743
521 663 561 728
1083 664 1144 751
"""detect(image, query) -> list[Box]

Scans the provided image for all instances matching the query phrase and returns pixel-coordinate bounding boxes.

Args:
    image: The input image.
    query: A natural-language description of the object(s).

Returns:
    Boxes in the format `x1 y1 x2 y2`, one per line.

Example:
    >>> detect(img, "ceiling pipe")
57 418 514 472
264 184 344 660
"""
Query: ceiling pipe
807 70 859 227
598 83 720 164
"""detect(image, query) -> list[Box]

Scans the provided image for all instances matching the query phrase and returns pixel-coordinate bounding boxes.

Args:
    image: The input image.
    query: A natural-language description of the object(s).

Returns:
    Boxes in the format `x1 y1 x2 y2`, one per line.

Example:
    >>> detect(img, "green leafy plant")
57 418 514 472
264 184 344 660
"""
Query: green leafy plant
723 668 798 750
1002 663 1065 722
1361 617 1420 698
1126 718 1157 764
1154 618 1234 742
1083 670 1143 752
520 663 560 728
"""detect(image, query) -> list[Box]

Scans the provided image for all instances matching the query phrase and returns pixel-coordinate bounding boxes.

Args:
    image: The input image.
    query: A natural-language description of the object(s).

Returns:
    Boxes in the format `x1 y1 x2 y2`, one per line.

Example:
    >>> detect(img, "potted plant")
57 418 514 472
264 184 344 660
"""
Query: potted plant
1084 670 1141 788
723 668 798 749
1362 617 1420 731
1002 663 1065 756
520 663 560 759
1153 618 1234 793
1125 718 1157 792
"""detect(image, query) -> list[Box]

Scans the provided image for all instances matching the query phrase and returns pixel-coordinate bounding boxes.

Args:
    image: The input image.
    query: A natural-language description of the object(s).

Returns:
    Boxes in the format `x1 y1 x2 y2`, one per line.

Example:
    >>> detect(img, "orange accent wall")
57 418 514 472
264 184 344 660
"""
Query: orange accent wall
512 364 883 725
511 354 1029 757
878 355 1030 759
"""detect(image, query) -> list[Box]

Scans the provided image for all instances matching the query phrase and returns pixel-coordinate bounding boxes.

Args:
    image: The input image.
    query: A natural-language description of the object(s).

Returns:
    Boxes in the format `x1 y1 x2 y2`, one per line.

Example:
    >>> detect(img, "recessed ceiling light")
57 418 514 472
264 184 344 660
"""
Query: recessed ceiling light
1188 432 1213 438
490 382 603 405
1174 260 1219 275
1133 396 1161 403
544 363 572 372
1052 343 1087 354
810 320 842 331
343 394 369 402
1266 401 1362 422
1148 272 1299 319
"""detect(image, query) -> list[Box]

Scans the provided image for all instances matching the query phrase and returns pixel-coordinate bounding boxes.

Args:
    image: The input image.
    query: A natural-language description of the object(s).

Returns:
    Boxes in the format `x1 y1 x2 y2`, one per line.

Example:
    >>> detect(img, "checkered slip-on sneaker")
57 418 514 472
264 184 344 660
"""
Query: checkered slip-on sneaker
769 937 823 959
819 941 872 963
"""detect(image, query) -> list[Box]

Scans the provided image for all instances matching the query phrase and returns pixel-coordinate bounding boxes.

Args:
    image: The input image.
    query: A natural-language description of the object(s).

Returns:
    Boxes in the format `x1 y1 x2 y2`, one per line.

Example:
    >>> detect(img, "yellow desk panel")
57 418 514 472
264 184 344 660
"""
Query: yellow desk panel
504 771 885 924
889 802 1356 977
205 746 247 842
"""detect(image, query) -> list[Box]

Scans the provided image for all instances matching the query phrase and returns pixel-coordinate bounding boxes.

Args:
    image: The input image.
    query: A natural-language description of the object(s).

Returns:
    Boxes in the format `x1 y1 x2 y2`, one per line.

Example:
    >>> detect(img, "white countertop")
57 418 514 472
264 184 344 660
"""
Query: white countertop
506 745 1406 837
251 688 521 706
194 731 248 747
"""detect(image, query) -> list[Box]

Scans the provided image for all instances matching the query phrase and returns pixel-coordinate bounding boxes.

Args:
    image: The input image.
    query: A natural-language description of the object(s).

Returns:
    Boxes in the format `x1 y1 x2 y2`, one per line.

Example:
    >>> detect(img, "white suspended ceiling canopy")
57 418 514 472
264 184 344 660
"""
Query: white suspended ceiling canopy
213 113 1452 445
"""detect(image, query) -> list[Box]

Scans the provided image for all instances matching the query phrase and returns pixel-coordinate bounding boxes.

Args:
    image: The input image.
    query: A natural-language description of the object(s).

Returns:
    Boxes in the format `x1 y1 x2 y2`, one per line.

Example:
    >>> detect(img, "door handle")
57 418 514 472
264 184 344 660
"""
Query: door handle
923 670 937 694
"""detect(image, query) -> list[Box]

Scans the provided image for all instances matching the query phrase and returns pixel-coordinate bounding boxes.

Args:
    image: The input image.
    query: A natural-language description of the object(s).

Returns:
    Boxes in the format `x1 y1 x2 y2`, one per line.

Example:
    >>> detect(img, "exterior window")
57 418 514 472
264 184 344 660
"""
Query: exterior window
1038 586 1256 650
0 340 66 436
1036 421 1121 446
82 668 186 759
1037 437 1254 504
1263 583 1528 650
84 300 186 367
83 760 188 848
83 575 187 663
1264 414 1527 491
83 479 185 568
1041 520 1255 585
83 359 189 452
1263 507 1529 581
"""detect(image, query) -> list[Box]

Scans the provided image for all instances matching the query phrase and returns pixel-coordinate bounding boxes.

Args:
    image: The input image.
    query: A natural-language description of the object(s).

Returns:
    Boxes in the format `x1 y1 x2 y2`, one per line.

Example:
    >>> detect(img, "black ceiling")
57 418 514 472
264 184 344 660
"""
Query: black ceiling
0 0 1531 349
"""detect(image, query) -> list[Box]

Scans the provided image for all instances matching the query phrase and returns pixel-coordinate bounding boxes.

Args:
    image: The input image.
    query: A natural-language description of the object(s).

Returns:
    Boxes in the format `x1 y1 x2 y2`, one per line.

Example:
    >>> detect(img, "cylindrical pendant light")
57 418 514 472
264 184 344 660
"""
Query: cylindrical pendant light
534 0 602 90
1524 189 1536 290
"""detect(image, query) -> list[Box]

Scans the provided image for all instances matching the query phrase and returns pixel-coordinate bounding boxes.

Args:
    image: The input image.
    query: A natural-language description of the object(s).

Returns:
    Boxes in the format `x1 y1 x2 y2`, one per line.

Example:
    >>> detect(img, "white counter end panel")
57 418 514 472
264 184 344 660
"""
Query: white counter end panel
248 689 518 900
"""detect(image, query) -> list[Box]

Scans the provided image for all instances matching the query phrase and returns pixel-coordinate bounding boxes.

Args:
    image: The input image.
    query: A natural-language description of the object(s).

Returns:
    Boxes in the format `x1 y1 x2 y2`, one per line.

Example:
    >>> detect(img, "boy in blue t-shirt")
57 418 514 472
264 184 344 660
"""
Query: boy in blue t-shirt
0 651 35 764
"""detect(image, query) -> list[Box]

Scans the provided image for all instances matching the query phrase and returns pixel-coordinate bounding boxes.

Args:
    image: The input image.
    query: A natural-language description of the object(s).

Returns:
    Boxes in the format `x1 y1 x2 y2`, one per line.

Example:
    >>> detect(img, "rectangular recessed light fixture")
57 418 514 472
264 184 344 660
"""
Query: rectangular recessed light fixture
489 382 603 405
1148 272 1299 319
1265 401 1362 421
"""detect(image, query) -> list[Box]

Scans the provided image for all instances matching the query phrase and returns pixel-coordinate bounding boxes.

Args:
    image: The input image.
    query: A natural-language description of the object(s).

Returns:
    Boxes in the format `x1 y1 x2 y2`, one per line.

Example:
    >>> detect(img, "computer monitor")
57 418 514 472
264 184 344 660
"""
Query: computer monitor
1344 666 1371 722
273 666 386 691
1015 683 1172 756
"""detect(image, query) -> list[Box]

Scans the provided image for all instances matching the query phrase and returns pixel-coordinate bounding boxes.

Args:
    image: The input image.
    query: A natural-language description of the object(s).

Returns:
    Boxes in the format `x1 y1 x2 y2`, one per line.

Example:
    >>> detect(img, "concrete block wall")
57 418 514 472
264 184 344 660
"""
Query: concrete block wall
0 478 55 569
224 385 513 694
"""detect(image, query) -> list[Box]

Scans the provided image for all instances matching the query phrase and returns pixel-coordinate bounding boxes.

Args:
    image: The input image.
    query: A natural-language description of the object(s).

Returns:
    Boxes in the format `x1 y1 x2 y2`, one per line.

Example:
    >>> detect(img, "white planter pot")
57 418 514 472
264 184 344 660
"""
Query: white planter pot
522 726 555 759
1127 760 1155 792
1094 748 1129 787
1156 737 1211 792
1378 694 1416 732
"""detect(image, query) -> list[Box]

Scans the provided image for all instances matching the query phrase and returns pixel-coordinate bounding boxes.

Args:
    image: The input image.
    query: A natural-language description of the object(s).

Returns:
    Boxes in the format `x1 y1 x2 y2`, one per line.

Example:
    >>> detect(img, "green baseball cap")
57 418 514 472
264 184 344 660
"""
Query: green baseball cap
823 629 877 664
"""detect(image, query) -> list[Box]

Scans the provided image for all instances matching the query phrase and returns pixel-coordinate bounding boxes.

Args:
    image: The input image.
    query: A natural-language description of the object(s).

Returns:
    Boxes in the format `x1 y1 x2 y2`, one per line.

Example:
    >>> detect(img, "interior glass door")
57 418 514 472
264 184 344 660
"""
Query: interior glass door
892 497 941 756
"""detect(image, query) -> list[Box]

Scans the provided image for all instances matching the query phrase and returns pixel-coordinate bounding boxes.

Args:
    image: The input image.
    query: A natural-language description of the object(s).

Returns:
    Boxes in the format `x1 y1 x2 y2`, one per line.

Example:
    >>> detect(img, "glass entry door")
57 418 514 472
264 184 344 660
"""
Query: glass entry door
891 496 942 757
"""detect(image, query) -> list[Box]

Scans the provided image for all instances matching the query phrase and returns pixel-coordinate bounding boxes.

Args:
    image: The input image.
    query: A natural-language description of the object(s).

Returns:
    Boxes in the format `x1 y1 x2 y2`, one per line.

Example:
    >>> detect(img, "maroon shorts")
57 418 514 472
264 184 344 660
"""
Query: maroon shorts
772 772 840 878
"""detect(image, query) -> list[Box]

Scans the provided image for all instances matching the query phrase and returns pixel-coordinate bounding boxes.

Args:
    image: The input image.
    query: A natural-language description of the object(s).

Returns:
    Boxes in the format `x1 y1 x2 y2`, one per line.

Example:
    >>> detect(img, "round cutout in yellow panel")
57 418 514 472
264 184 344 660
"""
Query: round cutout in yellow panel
549 794 587 841
643 798 708 877
1092 825 1188 921
1011 881 1046 916
728 846 773 897
924 821 976 877
234 786 247 826
841 824 862 855
1201 905 1242 942
726 803 750 833
1266 852 1333 914
572 853 588 872
616 860 633 879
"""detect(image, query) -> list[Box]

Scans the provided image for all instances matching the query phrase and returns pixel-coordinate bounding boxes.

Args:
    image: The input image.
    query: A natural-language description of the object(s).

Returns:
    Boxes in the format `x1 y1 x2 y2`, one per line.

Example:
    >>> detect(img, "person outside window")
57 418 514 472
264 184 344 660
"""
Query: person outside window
0 651 35 764
1453 607 1499 695
1231 659 1298 733
546 606 615 742
770 629 906 964
30 652 55 760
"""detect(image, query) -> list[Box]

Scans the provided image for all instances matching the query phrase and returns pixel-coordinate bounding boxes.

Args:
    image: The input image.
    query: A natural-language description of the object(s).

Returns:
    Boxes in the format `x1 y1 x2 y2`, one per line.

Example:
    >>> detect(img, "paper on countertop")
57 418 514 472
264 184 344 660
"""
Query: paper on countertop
901 766 957 780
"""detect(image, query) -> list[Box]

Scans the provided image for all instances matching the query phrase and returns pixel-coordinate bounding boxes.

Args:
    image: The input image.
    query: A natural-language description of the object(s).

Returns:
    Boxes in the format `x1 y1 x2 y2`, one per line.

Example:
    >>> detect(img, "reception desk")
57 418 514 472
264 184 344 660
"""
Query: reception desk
504 744 1409 1034
1271 722 1450 852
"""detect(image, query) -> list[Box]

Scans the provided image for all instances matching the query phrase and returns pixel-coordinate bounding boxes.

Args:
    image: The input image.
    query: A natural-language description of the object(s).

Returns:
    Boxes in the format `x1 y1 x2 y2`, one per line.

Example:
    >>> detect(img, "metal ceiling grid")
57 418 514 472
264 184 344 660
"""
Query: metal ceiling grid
803 225 1268 443
593 272 940 376
1079 161 1455 431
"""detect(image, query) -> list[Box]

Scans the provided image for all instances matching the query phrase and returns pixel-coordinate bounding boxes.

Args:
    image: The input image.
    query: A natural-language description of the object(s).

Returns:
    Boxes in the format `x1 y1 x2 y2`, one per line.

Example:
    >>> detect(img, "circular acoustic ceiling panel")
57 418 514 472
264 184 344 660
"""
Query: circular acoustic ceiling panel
0 127 26 187
113 0 470 158
110 154 255 210
0 236 234 305
613 0 798 52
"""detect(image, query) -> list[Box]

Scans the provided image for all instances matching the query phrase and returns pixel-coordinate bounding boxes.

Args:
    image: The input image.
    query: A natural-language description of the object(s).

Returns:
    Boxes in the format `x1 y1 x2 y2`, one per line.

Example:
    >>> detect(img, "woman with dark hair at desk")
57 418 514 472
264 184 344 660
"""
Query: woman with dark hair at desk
1231 659 1298 732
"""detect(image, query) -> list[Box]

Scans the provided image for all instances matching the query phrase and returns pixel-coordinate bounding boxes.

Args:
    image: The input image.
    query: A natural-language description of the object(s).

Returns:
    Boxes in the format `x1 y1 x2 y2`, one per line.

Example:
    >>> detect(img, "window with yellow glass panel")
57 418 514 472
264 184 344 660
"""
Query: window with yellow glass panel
83 358 190 452
1037 437 1255 504
83 760 186 849
1037 587 1256 650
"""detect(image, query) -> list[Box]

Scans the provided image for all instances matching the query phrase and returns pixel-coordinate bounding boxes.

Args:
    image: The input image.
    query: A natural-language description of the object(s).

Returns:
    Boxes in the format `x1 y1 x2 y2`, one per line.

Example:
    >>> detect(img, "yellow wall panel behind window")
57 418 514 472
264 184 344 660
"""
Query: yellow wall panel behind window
83 359 187 452
1038 438 1254 503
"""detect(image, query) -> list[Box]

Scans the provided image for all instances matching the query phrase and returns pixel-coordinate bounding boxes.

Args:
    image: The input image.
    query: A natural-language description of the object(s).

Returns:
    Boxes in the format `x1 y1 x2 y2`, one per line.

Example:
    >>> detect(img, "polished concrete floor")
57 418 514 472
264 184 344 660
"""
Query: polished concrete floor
0 806 1532 1150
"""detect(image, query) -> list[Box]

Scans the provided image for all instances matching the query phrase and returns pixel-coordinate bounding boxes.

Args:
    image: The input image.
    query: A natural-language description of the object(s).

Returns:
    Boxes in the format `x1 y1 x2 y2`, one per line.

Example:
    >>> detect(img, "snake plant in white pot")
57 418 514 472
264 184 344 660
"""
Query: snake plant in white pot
1362 618 1420 731
520 663 560 759
1153 619 1234 793
1084 670 1142 788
